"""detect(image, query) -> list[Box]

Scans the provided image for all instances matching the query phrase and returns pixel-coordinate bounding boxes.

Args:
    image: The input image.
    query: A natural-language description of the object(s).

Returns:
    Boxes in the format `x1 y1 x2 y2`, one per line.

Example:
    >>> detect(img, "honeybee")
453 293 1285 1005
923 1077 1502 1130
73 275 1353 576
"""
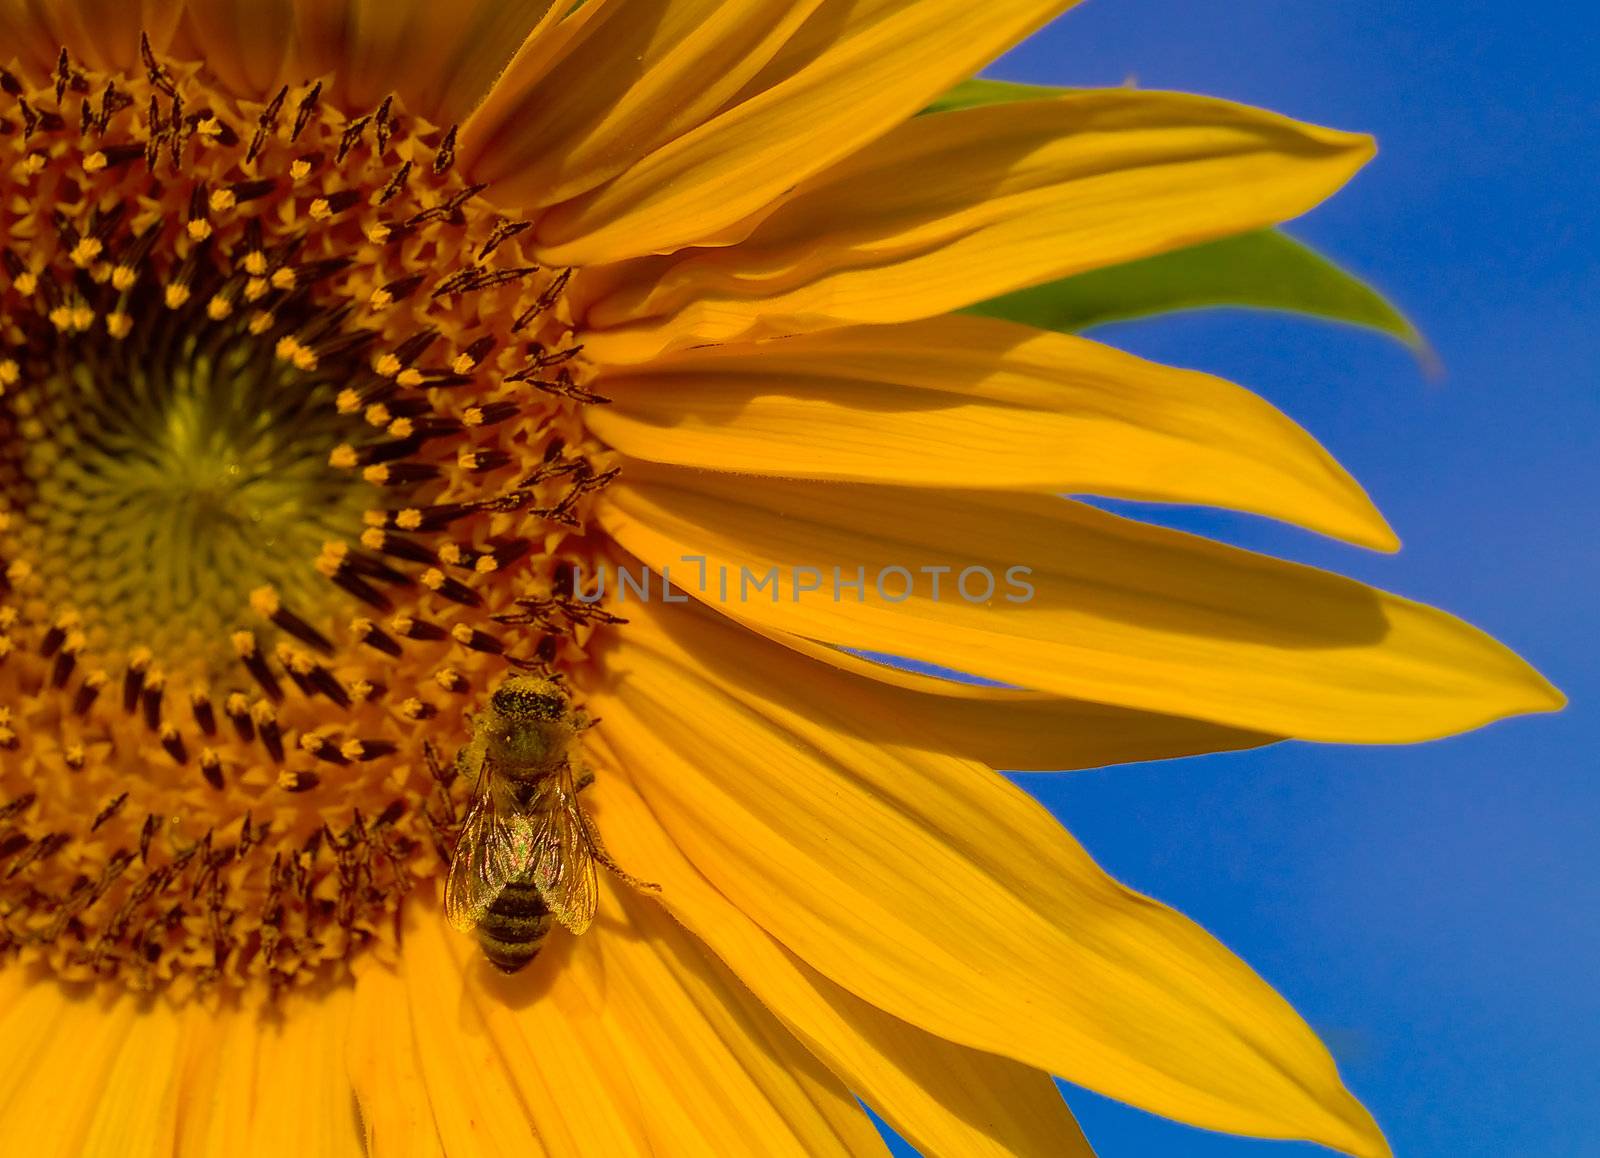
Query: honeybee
433 675 654 973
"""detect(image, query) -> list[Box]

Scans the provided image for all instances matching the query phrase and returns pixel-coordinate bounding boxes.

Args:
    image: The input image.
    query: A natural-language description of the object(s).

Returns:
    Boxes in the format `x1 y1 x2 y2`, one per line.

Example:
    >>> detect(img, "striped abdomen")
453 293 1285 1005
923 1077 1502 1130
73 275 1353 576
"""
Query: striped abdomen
475 876 551 974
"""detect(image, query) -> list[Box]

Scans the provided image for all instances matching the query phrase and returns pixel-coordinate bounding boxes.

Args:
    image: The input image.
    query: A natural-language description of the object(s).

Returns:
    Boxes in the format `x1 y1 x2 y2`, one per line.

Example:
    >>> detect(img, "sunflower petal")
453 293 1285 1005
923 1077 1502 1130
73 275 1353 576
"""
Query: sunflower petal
454 0 616 153
386 887 883 1156
403 905 647 1158
3 0 181 71
0 984 137 1157
588 613 1390 1157
0 967 52 1112
613 585 1273 771
350 964 448 1156
462 0 828 210
392 926 548 1156
531 0 1084 266
0 2 59 71
254 989 363 1158
172 1000 260 1157
180 0 296 97
587 764 1096 1158
587 315 1397 549
485 975 656 1158
567 887 887 1157
80 999 182 1157
597 467 1561 741
287 0 558 126
577 89 1373 357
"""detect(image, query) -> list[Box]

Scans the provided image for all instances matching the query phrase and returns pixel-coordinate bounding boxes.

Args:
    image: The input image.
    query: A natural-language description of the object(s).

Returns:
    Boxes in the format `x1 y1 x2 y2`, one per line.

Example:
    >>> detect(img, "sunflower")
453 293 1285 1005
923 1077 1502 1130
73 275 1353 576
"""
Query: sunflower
0 2 1560 1155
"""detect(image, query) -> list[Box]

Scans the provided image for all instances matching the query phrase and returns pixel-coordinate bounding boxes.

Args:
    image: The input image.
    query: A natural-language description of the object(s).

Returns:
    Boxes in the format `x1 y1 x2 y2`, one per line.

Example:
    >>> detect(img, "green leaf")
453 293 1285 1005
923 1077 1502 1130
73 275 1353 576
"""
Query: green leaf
919 77 1072 115
964 229 1422 346
923 75 1423 349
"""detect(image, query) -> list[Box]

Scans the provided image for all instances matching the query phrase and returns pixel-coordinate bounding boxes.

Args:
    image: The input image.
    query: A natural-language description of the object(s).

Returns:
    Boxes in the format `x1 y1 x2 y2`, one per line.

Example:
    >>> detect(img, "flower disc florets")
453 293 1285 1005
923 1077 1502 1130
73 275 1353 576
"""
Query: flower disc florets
0 42 613 995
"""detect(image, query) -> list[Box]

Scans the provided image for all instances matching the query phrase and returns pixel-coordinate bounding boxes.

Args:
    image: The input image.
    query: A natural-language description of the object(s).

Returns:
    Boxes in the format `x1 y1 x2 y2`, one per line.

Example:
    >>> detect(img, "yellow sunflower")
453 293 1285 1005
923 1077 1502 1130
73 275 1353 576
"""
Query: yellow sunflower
0 2 1560 1156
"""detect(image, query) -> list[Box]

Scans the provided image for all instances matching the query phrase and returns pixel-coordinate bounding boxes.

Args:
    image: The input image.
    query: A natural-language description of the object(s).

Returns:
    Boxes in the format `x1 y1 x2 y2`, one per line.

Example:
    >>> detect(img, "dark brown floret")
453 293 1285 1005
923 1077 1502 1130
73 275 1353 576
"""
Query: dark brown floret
0 45 621 994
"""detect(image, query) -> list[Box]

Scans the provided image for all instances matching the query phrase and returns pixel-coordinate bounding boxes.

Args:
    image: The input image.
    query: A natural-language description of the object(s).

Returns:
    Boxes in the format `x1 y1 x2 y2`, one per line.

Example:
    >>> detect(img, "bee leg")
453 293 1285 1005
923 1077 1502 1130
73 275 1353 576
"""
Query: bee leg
580 807 660 894
573 764 596 793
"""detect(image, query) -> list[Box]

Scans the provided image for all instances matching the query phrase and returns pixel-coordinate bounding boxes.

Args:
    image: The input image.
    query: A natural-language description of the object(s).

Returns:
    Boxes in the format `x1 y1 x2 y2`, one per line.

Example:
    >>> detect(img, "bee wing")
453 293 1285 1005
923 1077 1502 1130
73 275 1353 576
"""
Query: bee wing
444 769 532 931
529 763 598 935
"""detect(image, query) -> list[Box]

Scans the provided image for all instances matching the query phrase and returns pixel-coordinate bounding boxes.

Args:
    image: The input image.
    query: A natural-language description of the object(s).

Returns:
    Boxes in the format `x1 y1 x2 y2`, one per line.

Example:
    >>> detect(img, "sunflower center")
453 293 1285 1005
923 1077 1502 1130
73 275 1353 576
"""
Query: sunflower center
0 45 613 995
11 293 373 670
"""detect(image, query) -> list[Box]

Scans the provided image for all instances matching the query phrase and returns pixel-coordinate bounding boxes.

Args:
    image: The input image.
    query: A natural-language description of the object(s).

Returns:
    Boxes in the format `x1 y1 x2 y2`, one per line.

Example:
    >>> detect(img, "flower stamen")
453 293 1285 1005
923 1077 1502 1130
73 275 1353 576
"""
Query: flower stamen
0 44 615 994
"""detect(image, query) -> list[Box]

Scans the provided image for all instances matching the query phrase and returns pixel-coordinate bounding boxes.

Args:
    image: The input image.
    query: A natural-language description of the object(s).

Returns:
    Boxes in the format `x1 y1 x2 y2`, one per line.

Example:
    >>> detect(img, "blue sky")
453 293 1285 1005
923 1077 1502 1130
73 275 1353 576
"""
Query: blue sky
882 2 1598 1155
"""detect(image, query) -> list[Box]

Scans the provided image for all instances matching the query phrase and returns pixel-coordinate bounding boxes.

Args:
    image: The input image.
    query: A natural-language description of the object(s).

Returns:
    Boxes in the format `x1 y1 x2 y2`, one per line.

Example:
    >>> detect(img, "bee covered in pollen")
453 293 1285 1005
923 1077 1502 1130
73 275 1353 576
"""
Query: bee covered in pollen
433 675 656 973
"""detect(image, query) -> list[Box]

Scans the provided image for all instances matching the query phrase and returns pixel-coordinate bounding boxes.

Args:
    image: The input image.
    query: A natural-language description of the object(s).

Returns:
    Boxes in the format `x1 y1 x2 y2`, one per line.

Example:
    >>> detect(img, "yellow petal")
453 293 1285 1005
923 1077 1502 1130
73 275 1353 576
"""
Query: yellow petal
0 965 50 1105
568 887 886 1157
399 885 883 1157
388 935 549 1158
0 985 139 1157
532 0 1084 266
181 0 296 97
587 615 1391 1157
81 998 182 1157
486 982 655 1158
3 0 181 71
172 999 261 1158
598 902 896 1158
578 90 1373 361
0 980 362 1156
0 2 59 71
588 764 1096 1158
350 964 448 1157
463 0 828 211
250 987 362 1158
290 0 559 126
401 904 643 1158
617 584 1273 771
597 467 1562 741
456 0 615 154
588 314 1397 549
592 902 889 1158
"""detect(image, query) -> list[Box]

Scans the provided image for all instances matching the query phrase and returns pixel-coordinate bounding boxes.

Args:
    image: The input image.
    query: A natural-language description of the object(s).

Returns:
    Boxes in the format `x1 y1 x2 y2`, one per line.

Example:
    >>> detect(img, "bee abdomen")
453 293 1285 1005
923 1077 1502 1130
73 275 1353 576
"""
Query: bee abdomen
477 878 550 974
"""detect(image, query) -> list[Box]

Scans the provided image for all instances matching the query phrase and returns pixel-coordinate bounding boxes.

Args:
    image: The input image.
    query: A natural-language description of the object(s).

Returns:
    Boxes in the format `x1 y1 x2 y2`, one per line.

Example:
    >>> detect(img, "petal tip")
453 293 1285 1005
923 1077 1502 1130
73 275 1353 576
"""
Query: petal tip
1344 507 1402 553
1529 674 1568 714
